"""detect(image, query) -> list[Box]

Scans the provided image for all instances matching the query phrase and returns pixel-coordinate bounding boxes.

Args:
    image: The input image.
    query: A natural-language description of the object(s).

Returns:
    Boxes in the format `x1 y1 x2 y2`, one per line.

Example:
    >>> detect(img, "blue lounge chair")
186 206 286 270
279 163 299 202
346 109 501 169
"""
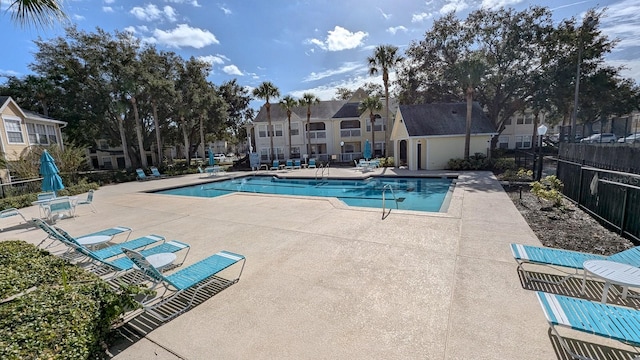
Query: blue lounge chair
293 159 301 170
285 159 293 170
136 168 150 181
42 196 76 222
0 208 29 231
536 291 640 360
270 160 280 170
123 247 246 321
33 219 190 278
510 243 640 284
308 158 316 169
150 166 168 178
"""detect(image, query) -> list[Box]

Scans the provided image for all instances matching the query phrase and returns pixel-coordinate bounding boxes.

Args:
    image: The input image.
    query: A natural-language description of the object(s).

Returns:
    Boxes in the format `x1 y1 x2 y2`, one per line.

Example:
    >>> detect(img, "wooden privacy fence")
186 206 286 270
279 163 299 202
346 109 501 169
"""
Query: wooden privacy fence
557 159 640 243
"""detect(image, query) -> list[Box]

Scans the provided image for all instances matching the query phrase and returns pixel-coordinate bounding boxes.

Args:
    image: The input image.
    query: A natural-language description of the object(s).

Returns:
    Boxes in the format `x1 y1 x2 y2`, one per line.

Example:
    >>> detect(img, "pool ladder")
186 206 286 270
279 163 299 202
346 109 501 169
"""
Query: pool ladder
381 184 399 219
315 162 329 182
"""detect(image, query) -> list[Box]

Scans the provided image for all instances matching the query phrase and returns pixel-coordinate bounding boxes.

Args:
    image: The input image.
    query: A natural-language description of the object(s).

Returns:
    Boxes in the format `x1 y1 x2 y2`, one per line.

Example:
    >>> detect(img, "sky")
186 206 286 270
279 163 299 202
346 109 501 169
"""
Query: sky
1 0 639 107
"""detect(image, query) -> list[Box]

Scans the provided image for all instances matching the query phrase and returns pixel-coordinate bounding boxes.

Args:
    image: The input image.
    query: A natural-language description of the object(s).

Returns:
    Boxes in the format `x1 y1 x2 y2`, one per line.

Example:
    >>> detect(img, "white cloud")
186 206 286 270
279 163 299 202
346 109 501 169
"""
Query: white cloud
607 59 640 83
198 54 228 65
130 4 177 22
306 26 368 52
103 7 113 12
104 0 115 4
220 5 232 15
73 14 85 21
123 26 136 34
480 0 523 9
223 65 243 76
439 0 468 14
600 0 640 50
165 0 201 6
303 62 366 82
387 26 407 35
153 24 219 48
412 12 432 22
378 8 391 20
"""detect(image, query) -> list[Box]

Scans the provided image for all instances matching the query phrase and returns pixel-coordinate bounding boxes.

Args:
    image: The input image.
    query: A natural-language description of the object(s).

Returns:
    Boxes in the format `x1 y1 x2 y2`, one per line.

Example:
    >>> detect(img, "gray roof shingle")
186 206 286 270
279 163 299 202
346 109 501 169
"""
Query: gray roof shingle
253 100 347 122
399 103 496 137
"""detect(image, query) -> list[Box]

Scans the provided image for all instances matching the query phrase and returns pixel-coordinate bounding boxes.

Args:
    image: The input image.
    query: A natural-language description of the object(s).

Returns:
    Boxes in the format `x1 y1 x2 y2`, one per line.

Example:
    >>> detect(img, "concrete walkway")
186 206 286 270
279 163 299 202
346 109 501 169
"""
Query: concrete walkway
0 168 627 359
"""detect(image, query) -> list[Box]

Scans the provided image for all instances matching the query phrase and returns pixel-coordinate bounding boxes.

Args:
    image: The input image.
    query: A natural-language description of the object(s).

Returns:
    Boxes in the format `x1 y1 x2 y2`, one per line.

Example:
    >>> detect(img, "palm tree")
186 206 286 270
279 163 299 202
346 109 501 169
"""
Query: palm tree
253 82 280 162
368 45 402 157
4 0 67 28
298 93 320 158
358 96 383 157
279 95 298 158
451 54 485 159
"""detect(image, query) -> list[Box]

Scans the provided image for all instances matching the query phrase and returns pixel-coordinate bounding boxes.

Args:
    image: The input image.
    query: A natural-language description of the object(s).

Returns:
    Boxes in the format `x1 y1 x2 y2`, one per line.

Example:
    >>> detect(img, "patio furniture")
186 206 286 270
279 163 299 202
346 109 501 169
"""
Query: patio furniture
581 260 640 303
270 160 280 170
150 167 168 178
123 248 246 321
136 168 150 181
308 158 316 169
0 208 29 231
205 165 221 176
293 159 301 169
41 196 77 222
75 190 97 213
536 291 640 360
285 159 294 170
510 243 640 284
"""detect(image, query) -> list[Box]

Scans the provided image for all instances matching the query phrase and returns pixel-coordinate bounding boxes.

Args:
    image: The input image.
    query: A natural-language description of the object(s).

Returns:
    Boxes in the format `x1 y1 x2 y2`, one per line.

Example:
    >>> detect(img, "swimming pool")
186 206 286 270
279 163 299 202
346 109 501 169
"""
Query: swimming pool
156 176 455 213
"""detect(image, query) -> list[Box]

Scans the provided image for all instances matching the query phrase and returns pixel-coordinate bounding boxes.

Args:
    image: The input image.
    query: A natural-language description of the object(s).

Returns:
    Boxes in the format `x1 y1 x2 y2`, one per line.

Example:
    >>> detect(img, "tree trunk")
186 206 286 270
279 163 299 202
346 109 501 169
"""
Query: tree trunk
181 116 191 165
131 96 148 168
151 100 163 166
306 108 312 158
199 113 205 160
117 114 132 169
383 71 389 158
370 112 375 157
287 113 292 158
267 103 274 162
464 87 473 160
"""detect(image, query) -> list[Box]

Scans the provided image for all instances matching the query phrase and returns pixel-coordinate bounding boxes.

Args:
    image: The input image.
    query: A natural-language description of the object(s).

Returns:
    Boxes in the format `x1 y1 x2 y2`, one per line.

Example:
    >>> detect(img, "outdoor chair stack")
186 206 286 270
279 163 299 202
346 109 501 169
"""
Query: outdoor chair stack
41 196 76 222
123 247 245 321
0 208 29 231
511 243 640 359
150 167 168 179
136 168 150 181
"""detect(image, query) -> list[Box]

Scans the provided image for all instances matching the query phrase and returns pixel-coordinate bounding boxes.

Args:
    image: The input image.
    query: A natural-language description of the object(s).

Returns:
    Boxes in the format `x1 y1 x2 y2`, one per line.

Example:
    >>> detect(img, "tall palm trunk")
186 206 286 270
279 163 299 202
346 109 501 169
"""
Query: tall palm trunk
151 100 163 166
370 112 376 154
117 114 132 169
383 72 389 157
464 86 473 159
287 113 292 158
131 96 148 168
267 103 274 162
306 114 312 157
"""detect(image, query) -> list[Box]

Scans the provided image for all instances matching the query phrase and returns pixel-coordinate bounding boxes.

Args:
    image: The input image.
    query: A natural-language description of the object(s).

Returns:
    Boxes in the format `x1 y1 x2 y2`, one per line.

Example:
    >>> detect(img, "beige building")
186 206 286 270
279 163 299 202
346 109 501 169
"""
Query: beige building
0 96 67 182
390 103 497 170
250 89 397 164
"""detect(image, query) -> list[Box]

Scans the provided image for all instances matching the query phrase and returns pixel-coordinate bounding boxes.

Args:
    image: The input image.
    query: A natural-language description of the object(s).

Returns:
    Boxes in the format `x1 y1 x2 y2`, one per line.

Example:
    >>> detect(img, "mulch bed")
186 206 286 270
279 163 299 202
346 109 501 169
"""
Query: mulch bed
504 184 634 256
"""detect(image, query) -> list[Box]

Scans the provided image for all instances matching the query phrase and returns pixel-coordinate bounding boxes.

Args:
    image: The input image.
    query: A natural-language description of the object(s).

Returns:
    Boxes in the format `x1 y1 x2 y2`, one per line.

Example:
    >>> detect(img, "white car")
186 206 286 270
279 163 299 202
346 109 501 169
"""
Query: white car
580 133 617 143
213 153 227 162
618 133 640 143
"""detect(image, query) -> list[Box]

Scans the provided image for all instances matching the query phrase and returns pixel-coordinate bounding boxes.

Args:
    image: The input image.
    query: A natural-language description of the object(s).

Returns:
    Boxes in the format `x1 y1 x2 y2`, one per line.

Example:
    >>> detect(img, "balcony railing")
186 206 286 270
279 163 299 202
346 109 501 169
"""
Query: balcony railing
340 129 361 137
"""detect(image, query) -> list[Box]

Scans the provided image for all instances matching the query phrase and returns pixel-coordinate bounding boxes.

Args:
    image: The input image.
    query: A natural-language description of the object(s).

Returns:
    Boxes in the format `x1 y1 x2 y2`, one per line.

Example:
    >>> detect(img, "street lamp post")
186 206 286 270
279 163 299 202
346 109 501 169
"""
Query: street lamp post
536 124 548 180
570 16 596 143
340 141 344 162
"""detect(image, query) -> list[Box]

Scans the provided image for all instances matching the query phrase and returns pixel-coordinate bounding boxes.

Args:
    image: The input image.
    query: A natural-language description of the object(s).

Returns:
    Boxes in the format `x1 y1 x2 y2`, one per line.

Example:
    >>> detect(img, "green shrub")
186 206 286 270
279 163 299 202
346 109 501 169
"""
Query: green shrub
0 241 141 359
0 179 99 211
446 153 493 170
499 168 533 182
531 175 564 207
492 158 517 172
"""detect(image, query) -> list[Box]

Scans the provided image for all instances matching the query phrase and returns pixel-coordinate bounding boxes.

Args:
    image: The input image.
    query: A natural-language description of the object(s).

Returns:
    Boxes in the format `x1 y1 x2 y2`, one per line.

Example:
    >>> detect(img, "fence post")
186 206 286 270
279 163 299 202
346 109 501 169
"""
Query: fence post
620 187 629 236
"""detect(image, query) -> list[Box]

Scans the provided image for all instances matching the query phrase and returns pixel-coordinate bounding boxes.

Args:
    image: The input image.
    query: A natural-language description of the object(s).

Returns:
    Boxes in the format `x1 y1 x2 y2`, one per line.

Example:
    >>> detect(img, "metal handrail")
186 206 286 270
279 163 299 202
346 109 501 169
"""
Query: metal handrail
381 184 398 219
315 164 322 181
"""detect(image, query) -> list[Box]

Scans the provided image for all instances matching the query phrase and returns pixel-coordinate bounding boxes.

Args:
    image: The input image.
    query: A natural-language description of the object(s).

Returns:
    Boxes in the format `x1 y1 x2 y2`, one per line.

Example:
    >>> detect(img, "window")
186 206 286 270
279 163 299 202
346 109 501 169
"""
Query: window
504 117 512 125
47 125 58 145
524 113 534 125
260 148 270 161
516 115 524 125
258 125 268 138
374 141 385 156
340 120 360 129
99 140 109 149
307 122 325 131
4 118 24 143
274 124 283 137
515 135 532 149
27 123 50 145
102 157 113 170
366 115 385 132
290 123 299 136
274 147 285 160
498 136 509 149
290 146 300 156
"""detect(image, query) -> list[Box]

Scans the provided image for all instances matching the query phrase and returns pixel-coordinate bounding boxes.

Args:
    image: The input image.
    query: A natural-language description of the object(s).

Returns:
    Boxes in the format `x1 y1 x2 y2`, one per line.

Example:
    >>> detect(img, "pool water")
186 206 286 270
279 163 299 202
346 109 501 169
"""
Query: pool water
156 176 455 213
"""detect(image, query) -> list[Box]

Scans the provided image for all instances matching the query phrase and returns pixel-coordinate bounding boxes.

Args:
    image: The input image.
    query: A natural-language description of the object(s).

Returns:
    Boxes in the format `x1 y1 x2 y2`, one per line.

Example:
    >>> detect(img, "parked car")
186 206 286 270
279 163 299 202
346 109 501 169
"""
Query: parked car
579 133 617 143
617 133 640 143
214 153 227 162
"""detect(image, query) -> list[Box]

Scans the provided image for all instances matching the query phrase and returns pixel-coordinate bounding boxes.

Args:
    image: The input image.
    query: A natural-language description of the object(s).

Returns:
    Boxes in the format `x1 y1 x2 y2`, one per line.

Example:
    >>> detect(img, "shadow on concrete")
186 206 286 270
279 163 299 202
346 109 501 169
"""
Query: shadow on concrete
107 276 235 358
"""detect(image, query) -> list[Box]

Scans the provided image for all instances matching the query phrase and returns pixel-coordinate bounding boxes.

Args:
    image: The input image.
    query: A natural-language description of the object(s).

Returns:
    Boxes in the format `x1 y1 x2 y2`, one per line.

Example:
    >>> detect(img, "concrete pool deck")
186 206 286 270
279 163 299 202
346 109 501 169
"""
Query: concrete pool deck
0 168 633 359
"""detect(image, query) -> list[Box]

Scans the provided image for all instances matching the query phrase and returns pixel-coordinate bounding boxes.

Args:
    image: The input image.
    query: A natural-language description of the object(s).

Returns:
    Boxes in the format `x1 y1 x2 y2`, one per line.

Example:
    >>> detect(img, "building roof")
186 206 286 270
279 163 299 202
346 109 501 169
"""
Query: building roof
0 96 66 125
399 103 496 137
253 100 347 123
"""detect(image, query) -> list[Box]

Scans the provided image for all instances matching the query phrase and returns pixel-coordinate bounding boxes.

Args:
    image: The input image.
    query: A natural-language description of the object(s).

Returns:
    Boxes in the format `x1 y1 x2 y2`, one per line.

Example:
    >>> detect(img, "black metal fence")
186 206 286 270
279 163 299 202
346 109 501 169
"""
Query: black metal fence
557 158 640 243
